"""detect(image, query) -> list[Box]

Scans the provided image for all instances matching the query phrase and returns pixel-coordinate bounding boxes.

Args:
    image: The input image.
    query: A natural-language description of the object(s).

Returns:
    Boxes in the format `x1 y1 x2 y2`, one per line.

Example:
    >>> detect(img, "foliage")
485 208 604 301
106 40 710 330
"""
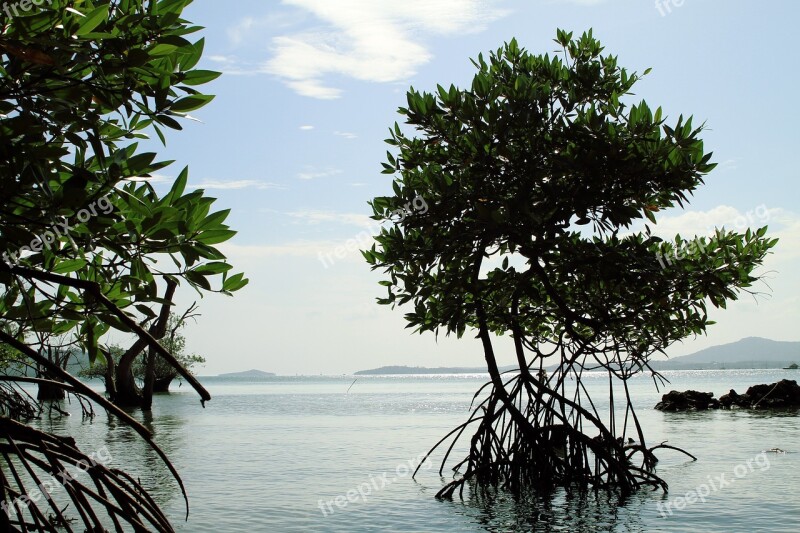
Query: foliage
0 1 247 529
367 30 777 498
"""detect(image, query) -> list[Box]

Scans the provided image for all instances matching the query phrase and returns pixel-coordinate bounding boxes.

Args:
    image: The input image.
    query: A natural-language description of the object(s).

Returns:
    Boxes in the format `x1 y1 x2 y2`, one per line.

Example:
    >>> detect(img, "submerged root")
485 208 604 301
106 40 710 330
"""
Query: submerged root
0 417 175 532
417 371 694 500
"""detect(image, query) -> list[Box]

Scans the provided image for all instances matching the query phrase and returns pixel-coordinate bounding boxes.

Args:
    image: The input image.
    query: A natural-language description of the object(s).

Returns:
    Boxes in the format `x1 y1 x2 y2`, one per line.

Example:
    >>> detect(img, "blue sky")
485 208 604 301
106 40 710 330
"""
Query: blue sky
139 0 799 375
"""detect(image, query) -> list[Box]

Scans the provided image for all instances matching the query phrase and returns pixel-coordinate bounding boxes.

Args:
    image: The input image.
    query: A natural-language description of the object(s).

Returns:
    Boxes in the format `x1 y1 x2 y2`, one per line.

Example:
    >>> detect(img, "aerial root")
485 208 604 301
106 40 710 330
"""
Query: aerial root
417 372 671 500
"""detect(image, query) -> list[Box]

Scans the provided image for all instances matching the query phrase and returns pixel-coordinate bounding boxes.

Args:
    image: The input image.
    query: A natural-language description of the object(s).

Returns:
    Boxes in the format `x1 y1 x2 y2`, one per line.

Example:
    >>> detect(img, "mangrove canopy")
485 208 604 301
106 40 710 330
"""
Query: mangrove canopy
366 30 777 499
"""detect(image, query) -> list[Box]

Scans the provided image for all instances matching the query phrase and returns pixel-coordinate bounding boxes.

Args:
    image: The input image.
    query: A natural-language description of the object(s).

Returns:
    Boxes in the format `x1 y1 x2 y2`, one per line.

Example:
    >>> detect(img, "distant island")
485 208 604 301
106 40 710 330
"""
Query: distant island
357 337 800 374
217 369 276 378
649 337 799 370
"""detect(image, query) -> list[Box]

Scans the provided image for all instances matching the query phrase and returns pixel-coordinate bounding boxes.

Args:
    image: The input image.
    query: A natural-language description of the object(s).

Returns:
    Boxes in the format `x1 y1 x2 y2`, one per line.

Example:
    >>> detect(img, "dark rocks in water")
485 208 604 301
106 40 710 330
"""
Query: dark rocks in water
719 379 800 409
655 390 721 411
718 389 741 409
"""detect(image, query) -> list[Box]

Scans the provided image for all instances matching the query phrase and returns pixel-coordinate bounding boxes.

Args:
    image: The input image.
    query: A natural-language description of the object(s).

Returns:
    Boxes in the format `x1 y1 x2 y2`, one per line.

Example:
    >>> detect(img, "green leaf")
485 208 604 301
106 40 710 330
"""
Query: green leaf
199 209 231 230
165 167 189 203
76 5 109 36
222 273 249 292
193 262 233 275
149 43 179 57
181 37 205 70
52 259 87 274
182 70 222 86
170 94 215 113
194 229 236 245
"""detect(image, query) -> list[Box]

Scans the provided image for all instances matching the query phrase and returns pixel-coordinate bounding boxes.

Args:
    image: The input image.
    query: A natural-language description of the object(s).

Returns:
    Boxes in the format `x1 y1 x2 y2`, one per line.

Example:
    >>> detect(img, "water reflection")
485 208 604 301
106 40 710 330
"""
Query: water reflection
31 391 189 520
451 486 649 532
22 375 800 531
109 401 188 510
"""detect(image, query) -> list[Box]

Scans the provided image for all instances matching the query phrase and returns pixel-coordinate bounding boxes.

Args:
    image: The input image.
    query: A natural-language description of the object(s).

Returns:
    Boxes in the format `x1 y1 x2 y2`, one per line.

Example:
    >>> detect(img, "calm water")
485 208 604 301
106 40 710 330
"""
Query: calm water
32 370 800 532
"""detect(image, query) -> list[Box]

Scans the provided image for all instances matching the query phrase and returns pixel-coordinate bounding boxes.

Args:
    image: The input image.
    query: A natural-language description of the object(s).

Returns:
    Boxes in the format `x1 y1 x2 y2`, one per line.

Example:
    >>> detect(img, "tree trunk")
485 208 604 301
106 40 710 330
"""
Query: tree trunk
153 375 175 393
141 348 156 410
114 354 143 407
36 348 68 401
36 378 66 401
104 349 117 399
114 279 177 408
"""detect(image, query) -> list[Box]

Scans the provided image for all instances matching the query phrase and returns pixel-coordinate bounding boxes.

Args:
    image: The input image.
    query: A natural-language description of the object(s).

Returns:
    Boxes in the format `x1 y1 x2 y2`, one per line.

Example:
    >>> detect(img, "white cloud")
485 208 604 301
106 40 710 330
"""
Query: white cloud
543 0 607 4
205 54 262 76
299 125 315 130
334 130 357 139
716 158 740 173
124 173 172 184
191 180 287 190
248 0 507 98
220 241 330 259
227 17 258 46
296 168 342 180
287 77 343 99
226 10 309 46
643 204 780 239
286 209 375 228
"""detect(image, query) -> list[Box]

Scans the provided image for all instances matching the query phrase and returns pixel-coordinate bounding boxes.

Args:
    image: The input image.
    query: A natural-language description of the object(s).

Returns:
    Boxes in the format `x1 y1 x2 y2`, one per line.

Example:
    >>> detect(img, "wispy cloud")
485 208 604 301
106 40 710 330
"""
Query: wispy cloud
205 54 257 76
286 209 374 228
296 168 342 180
219 241 330 259
125 173 173 184
227 0 507 98
334 130 357 139
640 204 785 239
299 125 315 130
191 180 287 190
226 11 308 46
546 0 607 4
716 158 740 172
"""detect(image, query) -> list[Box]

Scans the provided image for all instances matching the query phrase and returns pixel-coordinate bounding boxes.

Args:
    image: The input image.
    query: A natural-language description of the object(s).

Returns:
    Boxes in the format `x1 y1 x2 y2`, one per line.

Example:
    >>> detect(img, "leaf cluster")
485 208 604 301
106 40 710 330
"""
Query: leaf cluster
366 30 777 364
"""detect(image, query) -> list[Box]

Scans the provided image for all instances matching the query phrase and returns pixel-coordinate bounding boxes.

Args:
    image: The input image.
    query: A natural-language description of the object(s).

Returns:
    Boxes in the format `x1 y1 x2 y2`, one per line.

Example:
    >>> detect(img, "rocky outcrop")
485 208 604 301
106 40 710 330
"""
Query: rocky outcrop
655 390 721 411
719 379 800 409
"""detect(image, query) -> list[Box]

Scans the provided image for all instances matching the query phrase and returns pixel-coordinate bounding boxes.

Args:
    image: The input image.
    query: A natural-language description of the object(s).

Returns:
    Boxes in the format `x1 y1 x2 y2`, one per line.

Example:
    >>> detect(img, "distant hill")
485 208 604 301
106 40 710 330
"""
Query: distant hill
357 338 800 374
217 369 275 378
652 337 800 370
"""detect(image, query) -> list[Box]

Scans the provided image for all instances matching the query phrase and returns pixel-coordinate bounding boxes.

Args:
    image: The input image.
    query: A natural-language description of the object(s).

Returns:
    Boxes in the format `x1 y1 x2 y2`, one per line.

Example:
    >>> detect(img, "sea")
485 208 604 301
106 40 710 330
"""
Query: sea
29 369 800 532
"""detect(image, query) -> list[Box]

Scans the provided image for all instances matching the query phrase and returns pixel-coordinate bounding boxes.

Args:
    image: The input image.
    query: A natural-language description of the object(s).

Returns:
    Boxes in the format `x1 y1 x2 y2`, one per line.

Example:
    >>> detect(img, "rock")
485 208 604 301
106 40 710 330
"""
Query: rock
655 390 721 411
719 379 800 409
719 389 743 408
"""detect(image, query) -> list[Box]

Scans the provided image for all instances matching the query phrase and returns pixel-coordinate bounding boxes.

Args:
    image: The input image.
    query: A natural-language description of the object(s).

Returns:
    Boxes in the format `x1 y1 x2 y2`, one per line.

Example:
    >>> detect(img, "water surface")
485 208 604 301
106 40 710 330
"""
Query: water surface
33 370 800 532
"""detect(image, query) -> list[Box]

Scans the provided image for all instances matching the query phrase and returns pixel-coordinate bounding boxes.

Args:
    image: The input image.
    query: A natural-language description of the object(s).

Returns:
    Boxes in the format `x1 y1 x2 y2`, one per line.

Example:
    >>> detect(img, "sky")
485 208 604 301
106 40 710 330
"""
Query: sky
130 0 800 375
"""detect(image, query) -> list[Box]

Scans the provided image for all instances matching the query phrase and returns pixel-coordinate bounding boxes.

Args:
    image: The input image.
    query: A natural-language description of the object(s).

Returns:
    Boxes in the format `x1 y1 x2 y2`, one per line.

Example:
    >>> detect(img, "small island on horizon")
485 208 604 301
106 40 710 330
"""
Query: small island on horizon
217 369 276 378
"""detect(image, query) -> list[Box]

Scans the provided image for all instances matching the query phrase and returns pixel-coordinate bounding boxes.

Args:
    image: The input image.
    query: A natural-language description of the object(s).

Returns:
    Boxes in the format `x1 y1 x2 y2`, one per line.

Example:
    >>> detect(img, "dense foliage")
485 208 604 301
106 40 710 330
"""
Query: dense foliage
0 1 246 529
